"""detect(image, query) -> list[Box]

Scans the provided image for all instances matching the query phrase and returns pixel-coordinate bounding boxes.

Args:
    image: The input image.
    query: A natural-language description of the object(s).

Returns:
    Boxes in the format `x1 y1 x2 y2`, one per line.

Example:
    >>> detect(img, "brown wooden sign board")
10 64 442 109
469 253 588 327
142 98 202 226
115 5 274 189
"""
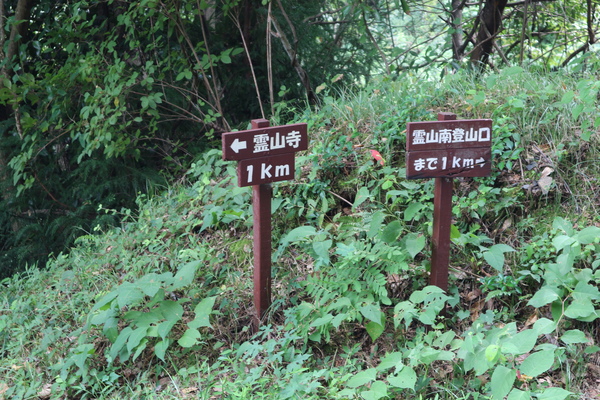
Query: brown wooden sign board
222 123 308 161
406 148 491 179
237 153 296 187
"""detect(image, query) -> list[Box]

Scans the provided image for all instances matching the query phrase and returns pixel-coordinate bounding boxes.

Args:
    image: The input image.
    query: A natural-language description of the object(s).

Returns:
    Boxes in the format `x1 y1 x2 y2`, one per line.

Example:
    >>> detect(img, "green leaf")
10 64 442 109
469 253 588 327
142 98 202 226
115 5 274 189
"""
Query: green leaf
360 304 383 325
403 203 423 221
312 240 332 263
109 326 132 361
178 328 201 348
404 233 425 259
365 319 385 342
388 365 417 389
346 368 377 388
519 349 555 377
575 226 600 244
368 211 386 238
528 286 560 308
376 352 403 372
154 339 170 361
561 329 587 344
353 187 371 209
564 298 595 320
361 380 387 400
381 221 402 244
535 387 572 400
485 344 501 363
172 260 201 289
127 327 149 353
483 244 514 272
491 365 516 400
188 296 217 329
502 329 538 355
533 318 556 335
159 300 184 323
116 282 146 309
507 388 531 400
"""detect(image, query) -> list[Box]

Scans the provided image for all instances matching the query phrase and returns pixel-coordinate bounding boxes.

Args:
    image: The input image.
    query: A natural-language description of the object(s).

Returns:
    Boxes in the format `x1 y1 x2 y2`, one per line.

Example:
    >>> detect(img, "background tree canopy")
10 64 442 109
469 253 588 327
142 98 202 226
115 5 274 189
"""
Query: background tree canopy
0 0 598 277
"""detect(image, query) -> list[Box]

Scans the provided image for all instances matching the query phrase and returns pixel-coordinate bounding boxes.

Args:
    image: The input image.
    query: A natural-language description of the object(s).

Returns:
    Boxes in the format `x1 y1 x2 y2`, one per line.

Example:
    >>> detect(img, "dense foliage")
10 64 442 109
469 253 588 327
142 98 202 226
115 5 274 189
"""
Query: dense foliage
1 66 599 399
1 0 599 277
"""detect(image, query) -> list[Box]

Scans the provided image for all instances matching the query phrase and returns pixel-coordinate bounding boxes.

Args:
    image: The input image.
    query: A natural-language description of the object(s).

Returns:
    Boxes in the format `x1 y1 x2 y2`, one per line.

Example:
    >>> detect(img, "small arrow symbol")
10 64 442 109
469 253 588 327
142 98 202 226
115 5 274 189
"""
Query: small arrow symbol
476 157 485 167
231 138 247 153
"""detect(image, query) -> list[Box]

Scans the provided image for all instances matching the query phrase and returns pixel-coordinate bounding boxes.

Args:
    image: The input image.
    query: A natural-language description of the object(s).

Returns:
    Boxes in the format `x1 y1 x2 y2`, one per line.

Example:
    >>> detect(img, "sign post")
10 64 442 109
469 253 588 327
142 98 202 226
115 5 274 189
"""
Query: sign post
406 112 492 290
222 119 308 328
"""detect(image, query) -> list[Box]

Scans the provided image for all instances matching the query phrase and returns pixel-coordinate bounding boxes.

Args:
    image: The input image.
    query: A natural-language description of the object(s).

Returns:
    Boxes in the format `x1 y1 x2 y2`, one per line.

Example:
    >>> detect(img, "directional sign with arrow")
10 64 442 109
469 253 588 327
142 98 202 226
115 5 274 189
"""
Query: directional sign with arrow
222 123 308 161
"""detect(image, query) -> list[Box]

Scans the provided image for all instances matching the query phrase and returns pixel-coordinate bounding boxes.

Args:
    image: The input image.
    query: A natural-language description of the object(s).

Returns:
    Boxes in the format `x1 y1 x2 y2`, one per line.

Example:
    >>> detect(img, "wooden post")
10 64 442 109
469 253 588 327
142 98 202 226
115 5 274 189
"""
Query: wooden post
251 119 272 329
429 112 456 291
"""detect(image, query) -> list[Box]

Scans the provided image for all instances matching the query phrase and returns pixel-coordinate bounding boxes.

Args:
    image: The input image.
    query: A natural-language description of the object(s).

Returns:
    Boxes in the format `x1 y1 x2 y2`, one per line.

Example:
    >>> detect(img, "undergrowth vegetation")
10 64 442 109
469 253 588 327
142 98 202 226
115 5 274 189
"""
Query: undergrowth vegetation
1 66 600 399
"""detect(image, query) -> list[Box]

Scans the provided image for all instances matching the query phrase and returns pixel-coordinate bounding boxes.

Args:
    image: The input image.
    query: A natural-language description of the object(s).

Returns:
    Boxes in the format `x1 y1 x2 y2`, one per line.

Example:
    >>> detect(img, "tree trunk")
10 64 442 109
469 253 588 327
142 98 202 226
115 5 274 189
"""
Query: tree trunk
470 0 508 68
0 0 35 230
451 0 465 62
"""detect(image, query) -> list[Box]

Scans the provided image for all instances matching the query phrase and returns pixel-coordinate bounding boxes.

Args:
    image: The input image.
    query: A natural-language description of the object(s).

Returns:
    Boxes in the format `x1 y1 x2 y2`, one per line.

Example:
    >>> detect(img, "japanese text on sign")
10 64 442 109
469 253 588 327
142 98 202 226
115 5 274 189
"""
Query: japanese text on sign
413 155 486 172
411 126 491 146
252 130 302 153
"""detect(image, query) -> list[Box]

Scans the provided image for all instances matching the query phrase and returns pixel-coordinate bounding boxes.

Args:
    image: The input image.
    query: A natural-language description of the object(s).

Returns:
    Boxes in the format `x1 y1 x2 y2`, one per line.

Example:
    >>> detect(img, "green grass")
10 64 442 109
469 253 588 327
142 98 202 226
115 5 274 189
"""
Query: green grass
1 66 599 400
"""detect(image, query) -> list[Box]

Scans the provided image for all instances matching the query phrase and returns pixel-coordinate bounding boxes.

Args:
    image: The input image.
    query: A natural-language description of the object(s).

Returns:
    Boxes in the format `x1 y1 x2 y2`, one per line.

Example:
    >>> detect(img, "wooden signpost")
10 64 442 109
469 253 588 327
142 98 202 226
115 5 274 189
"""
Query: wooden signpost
406 112 492 290
222 119 308 328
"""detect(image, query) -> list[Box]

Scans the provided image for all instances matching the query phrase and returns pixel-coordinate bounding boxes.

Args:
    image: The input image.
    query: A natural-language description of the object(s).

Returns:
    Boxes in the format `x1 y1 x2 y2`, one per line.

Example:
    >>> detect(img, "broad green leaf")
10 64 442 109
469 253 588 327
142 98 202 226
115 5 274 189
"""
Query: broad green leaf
353 187 371 209
127 326 149 353
157 319 177 340
404 233 425 259
172 260 201 289
116 282 146 309
346 368 377 388
388 365 417 389
564 298 595 319
485 344 501 363
502 329 538 355
154 339 170 361
527 286 560 308
178 328 201 348
552 217 573 235
483 244 514 272
376 352 403 372
360 304 383 325
361 380 387 400
109 326 132 361
507 388 531 400
136 273 169 297
533 318 556 335
158 300 184 323
281 226 317 245
310 314 334 328
519 349 555 377
491 365 516 400
381 221 402 244
188 296 217 329
403 203 423 221
536 387 572 400
312 240 332 262
365 318 385 342
561 329 587 344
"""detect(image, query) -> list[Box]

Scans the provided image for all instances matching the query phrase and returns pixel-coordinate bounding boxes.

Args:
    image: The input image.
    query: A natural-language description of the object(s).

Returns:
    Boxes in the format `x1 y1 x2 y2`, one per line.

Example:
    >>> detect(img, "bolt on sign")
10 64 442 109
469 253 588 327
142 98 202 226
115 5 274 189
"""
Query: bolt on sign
406 119 492 179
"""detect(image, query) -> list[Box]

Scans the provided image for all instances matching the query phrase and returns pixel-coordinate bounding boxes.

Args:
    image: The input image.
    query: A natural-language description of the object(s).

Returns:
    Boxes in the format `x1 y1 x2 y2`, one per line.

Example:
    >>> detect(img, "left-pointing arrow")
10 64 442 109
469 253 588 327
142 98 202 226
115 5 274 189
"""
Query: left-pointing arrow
231 138 248 153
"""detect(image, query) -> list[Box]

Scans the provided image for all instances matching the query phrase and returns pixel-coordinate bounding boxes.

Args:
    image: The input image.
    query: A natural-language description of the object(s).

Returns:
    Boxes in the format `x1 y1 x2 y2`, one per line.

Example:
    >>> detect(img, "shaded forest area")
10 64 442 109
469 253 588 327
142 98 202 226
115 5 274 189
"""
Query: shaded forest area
0 0 598 277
